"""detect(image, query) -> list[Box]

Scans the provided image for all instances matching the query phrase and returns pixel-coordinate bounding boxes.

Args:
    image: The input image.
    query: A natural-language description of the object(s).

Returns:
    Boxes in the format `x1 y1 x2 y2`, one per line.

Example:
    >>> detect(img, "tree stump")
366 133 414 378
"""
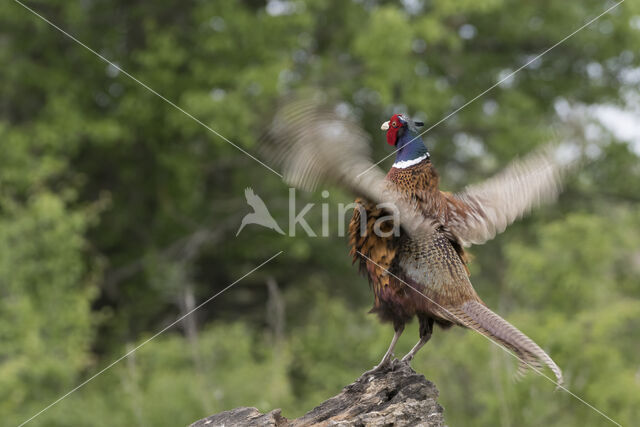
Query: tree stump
190 359 445 426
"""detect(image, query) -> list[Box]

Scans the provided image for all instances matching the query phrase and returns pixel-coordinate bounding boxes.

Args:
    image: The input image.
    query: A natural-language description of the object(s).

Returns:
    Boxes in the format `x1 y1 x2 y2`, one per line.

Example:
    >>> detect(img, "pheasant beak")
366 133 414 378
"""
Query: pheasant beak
380 121 390 131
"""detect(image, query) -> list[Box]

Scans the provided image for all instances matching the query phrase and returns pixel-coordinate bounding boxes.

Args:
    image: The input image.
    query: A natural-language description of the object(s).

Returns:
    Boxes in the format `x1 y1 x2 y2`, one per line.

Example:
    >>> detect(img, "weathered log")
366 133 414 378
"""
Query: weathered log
190 359 444 427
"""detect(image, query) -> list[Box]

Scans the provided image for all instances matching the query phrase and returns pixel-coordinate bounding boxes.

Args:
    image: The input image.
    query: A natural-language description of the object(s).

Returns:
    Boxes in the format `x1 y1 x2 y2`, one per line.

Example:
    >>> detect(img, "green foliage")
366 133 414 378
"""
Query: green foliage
0 193 96 426
1 0 640 426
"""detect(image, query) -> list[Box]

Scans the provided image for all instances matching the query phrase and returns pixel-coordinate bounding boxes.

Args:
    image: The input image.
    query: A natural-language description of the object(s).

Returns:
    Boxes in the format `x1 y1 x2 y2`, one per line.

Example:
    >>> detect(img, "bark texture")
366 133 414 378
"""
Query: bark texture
190 360 444 427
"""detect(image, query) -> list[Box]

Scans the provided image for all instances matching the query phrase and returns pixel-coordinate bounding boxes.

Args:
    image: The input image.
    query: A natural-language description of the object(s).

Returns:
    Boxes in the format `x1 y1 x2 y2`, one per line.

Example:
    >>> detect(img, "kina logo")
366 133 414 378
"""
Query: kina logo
236 188 285 236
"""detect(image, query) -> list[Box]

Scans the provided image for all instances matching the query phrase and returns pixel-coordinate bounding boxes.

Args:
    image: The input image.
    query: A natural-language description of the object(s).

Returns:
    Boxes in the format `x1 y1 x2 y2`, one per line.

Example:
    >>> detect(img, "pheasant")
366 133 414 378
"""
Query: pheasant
263 99 568 384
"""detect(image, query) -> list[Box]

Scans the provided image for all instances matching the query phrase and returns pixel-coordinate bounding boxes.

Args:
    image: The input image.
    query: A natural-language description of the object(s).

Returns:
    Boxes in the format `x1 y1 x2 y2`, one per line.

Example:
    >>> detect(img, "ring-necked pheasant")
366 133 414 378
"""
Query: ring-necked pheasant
263 99 568 385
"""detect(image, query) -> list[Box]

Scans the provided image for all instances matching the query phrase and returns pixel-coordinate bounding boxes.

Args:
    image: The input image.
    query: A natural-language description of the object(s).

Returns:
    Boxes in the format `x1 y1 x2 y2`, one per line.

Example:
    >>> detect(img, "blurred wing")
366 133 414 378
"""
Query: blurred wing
445 147 572 246
261 98 437 238
261 98 380 193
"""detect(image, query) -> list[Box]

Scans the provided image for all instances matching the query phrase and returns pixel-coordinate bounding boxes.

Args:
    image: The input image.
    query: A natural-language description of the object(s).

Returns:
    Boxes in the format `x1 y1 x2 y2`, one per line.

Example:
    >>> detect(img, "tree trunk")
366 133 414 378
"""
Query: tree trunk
190 360 444 426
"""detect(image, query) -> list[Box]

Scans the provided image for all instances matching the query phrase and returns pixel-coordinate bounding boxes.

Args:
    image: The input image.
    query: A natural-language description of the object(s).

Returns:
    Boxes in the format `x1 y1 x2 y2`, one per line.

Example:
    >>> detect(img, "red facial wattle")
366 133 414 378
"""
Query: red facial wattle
386 114 403 146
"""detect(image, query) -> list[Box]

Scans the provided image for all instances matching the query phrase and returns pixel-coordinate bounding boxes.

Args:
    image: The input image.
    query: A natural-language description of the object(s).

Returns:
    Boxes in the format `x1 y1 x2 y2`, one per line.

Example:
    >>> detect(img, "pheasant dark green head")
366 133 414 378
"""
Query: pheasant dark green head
381 114 429 165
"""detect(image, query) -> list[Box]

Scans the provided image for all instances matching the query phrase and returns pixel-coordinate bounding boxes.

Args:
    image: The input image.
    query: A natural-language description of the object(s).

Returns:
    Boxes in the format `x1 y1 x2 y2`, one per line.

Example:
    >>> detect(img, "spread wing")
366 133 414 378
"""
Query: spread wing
444 147 574 247
261 98 436 238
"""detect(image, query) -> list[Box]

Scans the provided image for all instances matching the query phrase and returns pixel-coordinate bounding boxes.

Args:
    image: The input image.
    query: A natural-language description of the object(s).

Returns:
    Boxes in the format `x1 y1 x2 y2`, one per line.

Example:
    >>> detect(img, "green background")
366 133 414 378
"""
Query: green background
2 0 640 425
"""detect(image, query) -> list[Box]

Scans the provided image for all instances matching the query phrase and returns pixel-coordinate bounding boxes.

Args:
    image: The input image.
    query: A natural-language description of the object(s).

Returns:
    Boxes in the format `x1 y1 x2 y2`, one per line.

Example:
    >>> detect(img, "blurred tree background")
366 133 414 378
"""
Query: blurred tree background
2 0 640 425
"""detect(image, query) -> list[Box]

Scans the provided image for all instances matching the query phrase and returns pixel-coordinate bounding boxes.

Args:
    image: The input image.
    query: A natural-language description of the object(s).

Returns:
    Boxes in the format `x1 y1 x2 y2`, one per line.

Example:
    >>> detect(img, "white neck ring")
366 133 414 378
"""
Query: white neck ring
392 154 429 169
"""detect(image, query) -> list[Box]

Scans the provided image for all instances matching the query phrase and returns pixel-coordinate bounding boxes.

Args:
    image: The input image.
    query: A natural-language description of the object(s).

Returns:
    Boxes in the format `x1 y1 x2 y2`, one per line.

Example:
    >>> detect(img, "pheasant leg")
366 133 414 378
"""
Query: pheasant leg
364 325 404 375
401 317 434 363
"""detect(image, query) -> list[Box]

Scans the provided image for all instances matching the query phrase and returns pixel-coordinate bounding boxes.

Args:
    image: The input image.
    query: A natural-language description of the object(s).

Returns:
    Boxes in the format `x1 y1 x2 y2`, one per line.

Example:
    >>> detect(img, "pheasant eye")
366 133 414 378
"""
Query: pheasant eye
392 121 398 128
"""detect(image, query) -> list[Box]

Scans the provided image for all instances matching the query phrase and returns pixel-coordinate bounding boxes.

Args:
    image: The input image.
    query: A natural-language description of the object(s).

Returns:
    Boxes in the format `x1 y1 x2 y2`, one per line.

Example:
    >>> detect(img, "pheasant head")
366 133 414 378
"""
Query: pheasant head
381 114 429 165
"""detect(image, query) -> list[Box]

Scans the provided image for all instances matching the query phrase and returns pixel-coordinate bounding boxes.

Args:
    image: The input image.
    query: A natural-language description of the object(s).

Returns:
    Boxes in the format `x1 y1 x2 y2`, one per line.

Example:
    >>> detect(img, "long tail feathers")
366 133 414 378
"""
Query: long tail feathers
449 300 563 387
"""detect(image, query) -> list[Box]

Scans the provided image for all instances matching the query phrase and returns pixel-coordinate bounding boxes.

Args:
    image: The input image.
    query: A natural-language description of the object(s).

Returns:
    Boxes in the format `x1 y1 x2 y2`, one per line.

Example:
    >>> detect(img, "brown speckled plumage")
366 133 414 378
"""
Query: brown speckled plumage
348 158 563 384
349 160 478 326
263 99 569 384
